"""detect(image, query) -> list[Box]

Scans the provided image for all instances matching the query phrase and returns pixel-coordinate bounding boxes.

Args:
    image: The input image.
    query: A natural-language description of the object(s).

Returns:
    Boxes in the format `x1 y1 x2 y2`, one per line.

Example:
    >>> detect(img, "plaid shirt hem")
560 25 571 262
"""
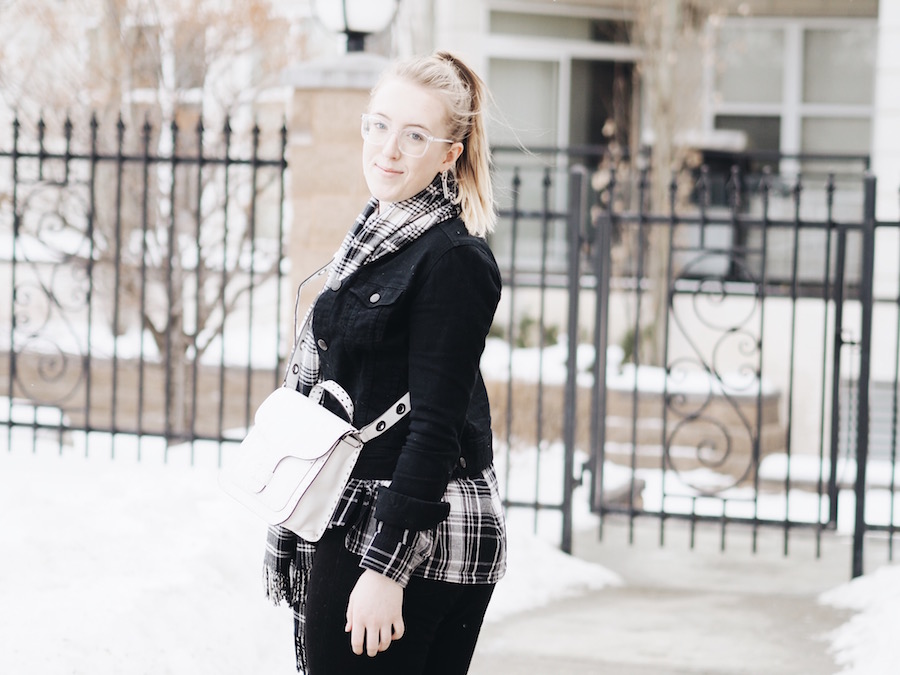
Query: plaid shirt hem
334 465 507 587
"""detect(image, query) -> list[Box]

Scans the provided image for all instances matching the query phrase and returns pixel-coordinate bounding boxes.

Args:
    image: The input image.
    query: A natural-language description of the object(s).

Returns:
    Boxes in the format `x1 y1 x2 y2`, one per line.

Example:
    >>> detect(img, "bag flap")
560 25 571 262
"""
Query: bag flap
220 434 363 525
254 387 356 454
231 387 359 492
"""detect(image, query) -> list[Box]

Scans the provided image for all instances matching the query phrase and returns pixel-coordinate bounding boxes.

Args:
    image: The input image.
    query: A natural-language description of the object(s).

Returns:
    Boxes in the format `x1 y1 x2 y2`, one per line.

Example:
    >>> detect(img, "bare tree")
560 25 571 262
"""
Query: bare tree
1 0 304 438
622 0 718 365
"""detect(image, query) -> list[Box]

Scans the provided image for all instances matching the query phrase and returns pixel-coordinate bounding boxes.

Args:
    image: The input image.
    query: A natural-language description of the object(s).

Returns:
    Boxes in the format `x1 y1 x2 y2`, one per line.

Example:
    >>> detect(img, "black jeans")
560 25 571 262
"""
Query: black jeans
304 524 496 675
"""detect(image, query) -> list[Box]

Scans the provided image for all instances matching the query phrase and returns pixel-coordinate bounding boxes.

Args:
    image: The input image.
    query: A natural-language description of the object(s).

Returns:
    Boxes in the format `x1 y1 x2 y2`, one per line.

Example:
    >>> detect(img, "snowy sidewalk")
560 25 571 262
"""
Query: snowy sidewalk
470 519 866 675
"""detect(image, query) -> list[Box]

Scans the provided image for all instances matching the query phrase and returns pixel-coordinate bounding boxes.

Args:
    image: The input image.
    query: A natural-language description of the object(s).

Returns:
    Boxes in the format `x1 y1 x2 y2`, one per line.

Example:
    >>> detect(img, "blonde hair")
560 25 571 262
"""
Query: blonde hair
372 51 496 237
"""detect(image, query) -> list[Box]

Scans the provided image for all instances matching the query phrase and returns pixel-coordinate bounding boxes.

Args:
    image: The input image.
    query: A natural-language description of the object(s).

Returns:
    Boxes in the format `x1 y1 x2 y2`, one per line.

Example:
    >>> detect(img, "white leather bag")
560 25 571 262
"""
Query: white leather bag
220 379 410 542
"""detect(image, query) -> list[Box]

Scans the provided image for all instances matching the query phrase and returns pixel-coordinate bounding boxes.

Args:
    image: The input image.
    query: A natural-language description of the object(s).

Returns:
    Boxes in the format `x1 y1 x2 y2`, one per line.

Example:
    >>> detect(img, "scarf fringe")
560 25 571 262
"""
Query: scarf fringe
263 557 309 673
262 564 296 606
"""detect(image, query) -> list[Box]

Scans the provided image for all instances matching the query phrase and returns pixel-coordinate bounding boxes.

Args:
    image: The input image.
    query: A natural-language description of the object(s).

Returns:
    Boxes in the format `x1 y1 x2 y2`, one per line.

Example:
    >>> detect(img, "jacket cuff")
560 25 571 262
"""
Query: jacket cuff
373 486 451 530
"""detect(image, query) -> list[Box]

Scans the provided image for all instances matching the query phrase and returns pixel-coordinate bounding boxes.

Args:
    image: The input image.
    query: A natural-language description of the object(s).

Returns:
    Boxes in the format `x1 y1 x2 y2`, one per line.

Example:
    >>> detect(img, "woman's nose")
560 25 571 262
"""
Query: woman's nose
381 131 402 158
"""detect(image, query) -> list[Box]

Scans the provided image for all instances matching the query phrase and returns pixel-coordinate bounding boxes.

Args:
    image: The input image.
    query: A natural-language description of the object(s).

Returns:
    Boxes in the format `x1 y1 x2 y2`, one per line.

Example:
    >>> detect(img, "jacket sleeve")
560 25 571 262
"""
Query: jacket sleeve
358 239 501 582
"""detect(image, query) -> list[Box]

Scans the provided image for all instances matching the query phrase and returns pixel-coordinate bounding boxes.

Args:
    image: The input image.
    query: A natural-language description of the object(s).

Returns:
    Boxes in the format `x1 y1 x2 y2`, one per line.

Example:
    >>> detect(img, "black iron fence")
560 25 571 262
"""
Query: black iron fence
490 146 897 578
4 115 898 579
1 113 288 464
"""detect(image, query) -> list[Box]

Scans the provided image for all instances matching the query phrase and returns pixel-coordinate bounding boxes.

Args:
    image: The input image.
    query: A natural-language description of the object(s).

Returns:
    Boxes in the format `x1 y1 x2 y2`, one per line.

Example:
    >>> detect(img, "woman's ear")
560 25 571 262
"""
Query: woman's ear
439 141 464 172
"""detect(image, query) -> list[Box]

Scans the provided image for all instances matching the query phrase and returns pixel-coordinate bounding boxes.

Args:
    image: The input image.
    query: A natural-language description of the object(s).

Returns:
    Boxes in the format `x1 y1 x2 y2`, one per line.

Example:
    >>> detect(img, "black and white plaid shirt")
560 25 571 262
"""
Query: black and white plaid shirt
337 466 507 586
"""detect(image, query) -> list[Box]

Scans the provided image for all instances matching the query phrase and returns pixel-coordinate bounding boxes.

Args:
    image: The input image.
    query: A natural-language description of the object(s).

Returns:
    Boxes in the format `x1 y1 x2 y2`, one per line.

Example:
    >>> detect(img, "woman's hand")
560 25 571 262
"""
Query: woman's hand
345 569 406 657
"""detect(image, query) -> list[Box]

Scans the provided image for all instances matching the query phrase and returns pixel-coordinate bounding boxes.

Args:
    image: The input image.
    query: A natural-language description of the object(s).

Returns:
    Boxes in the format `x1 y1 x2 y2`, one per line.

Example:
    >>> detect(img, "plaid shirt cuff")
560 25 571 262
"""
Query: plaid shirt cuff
359 522 430 587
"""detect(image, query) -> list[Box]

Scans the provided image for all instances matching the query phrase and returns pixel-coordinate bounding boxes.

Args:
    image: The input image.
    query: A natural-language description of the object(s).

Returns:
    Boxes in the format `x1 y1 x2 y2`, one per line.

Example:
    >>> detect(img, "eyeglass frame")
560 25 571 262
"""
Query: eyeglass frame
360 113 456 158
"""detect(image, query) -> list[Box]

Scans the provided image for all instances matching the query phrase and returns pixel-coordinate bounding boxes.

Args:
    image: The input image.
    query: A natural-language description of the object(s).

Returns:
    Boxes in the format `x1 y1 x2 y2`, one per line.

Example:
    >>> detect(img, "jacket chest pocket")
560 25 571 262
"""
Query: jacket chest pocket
343 283 405 346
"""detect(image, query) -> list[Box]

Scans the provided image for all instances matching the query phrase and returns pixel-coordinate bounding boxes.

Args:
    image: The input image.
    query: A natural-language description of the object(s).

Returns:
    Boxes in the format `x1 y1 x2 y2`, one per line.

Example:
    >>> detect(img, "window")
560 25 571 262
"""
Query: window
714 115 780 152
803 28 875 106
489 58 562 270
709 19 875 164
707 18 875 218
127 25 160 90
174 22 206 90
714 27 784 105
490 58 560 149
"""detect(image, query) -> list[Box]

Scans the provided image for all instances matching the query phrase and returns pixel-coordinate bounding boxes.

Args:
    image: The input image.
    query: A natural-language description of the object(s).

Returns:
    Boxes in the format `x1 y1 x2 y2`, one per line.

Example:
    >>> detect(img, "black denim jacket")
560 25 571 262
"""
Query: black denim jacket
311 216 501 533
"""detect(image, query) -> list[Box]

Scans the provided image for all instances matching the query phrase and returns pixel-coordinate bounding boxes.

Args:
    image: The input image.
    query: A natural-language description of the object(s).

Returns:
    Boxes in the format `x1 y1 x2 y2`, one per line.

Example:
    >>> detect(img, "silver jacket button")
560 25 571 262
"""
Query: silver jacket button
369 292 381 303
316 338 328 351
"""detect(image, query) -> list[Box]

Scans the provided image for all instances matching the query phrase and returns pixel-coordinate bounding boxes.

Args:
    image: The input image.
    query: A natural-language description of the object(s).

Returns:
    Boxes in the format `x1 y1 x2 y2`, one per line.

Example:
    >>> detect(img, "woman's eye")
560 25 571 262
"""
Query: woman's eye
406 131 425 143
373 120 389 131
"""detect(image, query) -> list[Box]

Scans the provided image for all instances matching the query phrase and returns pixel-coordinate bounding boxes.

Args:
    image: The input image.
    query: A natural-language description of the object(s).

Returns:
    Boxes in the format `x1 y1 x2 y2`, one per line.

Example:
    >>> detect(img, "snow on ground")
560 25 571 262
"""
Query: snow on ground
0 429 617 675
1 427 897 674
820 565 900 675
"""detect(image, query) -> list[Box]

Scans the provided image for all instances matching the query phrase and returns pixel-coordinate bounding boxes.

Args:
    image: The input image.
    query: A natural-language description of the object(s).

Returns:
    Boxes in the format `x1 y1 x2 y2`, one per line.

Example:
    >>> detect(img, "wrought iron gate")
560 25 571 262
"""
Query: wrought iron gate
492 147 897 578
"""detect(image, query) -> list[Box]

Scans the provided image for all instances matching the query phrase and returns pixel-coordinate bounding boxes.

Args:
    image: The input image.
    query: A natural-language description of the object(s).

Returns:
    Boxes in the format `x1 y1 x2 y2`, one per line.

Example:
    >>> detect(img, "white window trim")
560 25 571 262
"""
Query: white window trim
485 33 641 62
487 0 633 22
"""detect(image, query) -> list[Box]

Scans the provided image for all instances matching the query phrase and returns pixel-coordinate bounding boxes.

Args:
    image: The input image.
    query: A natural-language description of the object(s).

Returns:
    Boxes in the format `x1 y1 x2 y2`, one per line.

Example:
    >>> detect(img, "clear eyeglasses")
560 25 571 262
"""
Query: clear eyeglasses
360 113 454 158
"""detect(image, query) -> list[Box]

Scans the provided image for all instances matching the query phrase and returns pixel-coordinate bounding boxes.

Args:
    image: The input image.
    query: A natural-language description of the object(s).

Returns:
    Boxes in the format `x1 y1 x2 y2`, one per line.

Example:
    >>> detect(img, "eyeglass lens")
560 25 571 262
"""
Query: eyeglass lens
361 115 431 158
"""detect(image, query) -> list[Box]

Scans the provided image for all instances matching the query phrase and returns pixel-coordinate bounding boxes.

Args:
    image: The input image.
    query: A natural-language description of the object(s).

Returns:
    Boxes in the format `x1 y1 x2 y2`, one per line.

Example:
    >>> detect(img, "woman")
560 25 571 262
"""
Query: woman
264 51 507 674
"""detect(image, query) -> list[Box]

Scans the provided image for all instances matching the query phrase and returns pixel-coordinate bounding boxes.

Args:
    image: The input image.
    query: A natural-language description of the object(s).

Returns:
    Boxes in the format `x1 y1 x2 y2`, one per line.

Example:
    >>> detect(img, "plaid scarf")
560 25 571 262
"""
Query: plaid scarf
262 173 460 672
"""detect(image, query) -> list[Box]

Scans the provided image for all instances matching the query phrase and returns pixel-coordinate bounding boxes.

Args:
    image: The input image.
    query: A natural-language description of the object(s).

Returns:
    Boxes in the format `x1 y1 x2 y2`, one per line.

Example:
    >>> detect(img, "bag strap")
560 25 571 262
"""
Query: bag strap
292 258 334 343
283 258 335 390
309 379 410 443
309 380 355 421
359 392 411 443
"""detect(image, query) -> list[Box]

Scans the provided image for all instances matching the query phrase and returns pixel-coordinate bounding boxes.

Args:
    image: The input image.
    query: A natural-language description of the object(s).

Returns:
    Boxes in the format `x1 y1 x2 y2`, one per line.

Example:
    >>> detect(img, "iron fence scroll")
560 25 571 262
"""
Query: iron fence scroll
1 112 289 464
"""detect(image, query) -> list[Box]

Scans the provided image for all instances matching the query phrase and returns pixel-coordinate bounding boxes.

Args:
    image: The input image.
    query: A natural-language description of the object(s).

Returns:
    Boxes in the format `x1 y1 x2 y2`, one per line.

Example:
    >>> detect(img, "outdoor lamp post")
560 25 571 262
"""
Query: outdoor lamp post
312 0 400 52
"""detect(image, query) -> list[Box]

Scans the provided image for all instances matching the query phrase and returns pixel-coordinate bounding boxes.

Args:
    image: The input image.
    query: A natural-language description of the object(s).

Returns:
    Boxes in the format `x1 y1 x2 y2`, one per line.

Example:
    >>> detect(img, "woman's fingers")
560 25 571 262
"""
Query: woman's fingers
346 569 405 656
392 618 405 641
348 625 395 657
366 625 392 657
346 611 402 656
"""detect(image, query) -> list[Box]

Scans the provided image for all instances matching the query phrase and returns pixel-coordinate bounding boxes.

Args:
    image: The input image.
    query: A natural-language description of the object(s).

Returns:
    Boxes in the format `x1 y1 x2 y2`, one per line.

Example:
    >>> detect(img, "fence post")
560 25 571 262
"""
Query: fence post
852 174 876 578
589 170 614 516
563 165 589 554
828 223 848 526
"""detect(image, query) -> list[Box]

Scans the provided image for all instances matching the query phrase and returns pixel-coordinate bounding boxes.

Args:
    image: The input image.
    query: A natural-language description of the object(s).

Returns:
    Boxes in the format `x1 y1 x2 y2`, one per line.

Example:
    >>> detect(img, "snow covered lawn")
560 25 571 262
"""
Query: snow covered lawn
0 437 617 674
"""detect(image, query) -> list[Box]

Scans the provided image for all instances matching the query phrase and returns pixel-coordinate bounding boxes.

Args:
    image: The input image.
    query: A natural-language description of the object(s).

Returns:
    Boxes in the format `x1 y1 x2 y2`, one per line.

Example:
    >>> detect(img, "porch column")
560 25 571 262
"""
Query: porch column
872 1 900 294
281 53 387 306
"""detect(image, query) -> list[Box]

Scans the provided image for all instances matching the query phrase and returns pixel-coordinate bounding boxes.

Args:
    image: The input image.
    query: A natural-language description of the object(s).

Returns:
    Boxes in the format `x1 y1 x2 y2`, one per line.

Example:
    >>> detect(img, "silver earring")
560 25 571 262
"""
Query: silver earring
441 171 451 200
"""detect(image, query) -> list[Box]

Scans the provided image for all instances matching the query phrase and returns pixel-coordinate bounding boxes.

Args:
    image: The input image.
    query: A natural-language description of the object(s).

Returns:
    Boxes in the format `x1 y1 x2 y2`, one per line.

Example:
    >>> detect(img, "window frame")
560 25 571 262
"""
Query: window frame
703 16 877 174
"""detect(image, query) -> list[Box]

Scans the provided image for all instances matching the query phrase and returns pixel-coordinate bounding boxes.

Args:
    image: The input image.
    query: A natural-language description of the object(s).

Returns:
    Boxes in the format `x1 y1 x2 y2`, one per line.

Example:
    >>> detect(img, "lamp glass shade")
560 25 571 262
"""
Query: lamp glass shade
313 0 398 35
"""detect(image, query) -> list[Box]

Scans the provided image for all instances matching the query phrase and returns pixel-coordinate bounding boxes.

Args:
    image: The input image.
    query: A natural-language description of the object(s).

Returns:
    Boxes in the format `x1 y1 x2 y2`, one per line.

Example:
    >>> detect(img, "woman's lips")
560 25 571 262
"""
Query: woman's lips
375 163 402 175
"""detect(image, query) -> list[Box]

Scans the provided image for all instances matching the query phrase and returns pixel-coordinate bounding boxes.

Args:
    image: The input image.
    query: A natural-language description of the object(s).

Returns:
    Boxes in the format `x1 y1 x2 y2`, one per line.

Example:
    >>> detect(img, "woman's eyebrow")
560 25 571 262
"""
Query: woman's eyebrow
370 110 432 132
398 121 433 134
